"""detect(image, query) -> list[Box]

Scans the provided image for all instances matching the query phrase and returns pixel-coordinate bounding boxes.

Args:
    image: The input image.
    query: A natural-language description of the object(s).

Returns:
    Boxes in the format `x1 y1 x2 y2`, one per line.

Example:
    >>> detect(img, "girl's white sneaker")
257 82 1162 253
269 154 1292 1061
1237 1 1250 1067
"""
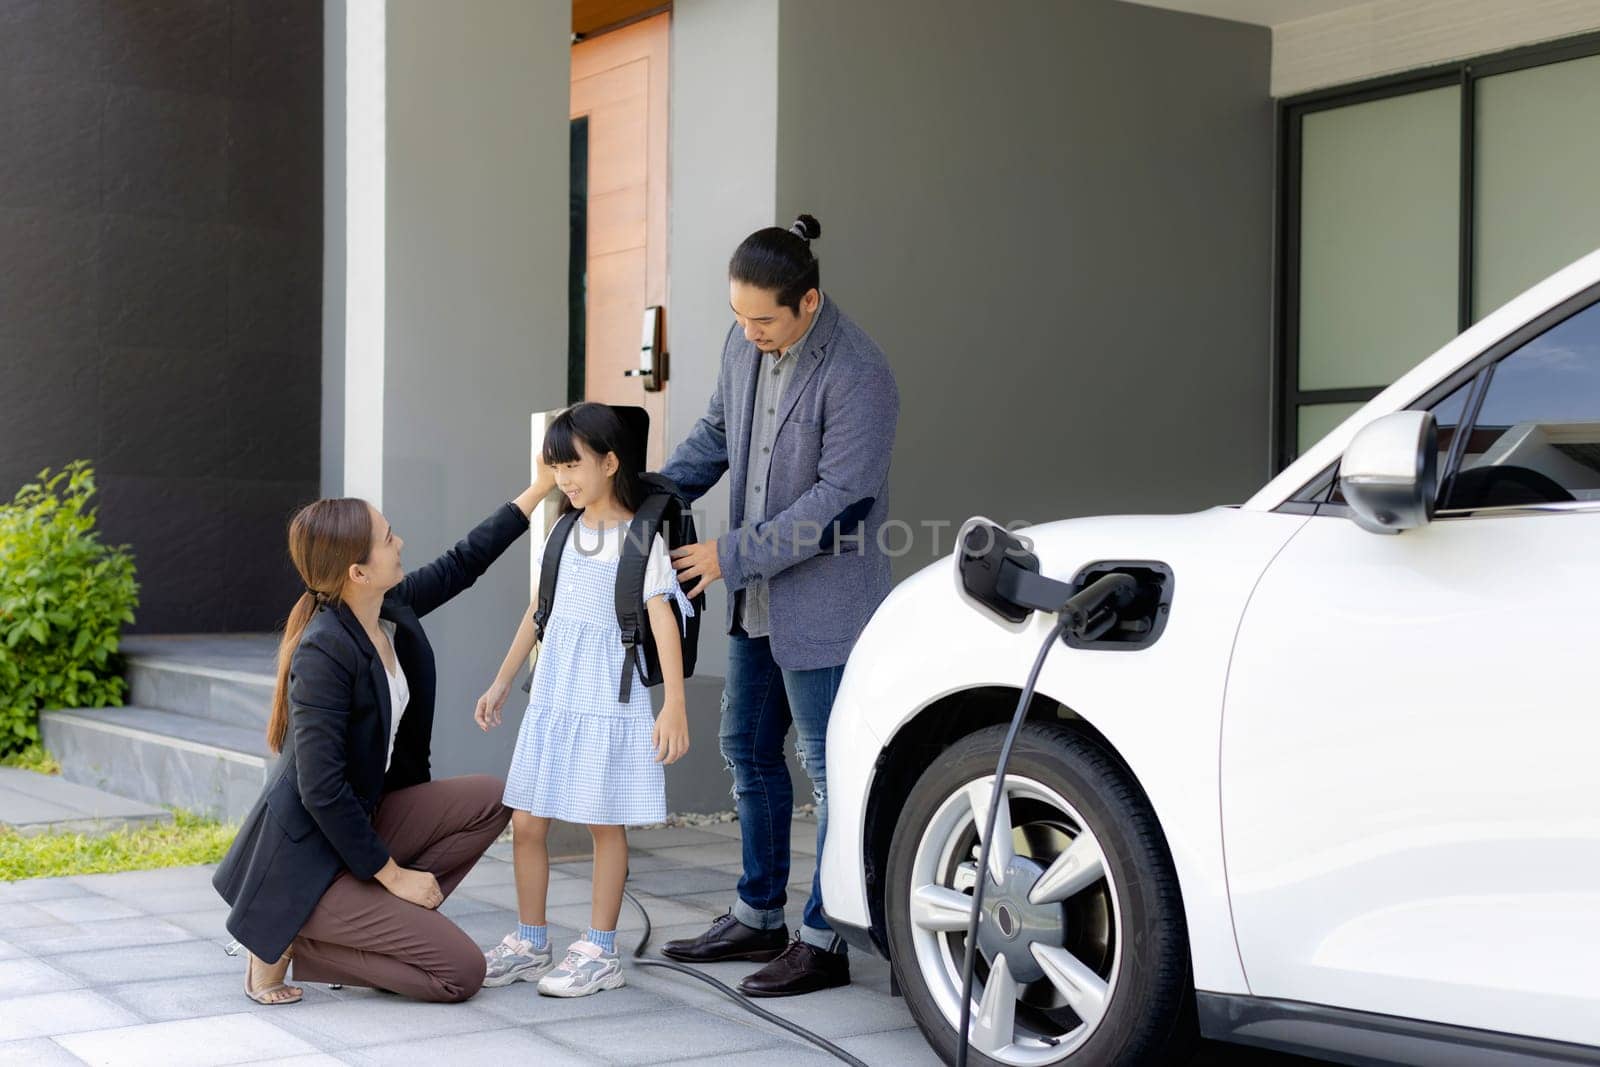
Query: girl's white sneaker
536 939 624 997
482 934 554 986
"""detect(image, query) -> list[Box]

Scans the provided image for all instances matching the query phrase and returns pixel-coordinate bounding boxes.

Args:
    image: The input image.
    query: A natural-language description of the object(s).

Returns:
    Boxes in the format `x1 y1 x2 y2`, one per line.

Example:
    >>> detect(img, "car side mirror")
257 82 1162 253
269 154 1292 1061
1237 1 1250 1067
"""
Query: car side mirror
1340 410 1438 534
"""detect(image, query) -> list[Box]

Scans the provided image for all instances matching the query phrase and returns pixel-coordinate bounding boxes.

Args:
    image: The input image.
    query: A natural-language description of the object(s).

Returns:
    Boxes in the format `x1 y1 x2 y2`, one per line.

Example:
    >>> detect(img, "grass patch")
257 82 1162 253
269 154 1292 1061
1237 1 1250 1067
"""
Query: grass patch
0 743 62 776
0 808 237 882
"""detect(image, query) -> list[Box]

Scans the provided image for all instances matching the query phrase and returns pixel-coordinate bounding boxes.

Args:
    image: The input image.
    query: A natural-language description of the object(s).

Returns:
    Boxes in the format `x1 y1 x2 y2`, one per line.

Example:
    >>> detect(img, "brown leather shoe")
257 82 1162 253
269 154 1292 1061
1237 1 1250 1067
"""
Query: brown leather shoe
738 936 850 998
661 911 787 964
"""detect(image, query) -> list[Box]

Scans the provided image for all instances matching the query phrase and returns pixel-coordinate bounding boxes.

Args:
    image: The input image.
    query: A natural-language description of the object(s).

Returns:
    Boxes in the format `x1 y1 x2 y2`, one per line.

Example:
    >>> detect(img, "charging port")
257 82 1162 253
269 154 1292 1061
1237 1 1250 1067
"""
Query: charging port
1061 561 1173 650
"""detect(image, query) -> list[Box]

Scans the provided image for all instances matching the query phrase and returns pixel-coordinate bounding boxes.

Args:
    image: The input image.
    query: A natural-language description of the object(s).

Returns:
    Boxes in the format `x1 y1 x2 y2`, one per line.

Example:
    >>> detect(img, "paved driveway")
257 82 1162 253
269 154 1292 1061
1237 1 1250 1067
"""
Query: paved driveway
0 818 1325 1065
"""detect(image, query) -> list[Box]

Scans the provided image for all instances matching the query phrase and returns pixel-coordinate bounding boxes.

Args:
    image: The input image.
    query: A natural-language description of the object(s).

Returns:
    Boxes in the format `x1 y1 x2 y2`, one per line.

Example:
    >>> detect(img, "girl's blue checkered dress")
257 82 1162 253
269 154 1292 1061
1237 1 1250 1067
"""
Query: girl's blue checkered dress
502 521 692 825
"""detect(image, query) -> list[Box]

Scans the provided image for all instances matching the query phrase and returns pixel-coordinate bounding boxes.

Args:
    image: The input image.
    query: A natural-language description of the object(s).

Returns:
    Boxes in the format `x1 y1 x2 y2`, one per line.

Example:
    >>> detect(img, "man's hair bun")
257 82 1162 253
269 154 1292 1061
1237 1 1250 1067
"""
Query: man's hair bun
789 214 822 242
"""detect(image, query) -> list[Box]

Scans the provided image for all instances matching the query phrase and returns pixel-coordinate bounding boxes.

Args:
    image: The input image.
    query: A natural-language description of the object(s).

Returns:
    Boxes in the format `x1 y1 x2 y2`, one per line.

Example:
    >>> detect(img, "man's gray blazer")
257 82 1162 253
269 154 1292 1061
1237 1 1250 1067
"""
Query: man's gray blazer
660 296 900 671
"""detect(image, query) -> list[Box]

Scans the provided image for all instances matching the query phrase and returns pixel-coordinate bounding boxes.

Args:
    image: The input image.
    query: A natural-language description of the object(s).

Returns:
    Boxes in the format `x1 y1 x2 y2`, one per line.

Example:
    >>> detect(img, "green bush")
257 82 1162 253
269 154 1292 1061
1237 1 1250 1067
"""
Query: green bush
0 462 139 754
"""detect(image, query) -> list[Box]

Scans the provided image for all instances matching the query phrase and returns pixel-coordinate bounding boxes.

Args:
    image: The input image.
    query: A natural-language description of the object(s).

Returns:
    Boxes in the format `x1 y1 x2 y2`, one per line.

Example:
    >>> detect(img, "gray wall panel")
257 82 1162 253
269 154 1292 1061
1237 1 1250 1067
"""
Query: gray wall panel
383 0 570 782
774 0 1274 578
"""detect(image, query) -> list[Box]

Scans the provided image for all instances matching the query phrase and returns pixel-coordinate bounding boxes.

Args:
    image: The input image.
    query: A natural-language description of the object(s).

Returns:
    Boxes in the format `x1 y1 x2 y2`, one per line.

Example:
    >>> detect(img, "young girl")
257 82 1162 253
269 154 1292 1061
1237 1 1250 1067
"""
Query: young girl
473 402 693 997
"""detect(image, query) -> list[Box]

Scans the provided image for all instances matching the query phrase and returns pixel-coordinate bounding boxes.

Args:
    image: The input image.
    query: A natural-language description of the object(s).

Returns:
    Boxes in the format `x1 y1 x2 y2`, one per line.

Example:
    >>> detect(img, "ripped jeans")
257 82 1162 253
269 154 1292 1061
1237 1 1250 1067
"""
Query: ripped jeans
719 625 847 953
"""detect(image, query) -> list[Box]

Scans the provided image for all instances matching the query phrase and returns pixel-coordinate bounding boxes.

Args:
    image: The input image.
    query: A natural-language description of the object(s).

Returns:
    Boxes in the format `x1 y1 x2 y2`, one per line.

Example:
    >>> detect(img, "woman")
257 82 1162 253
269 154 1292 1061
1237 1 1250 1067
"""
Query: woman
213 471 554 1004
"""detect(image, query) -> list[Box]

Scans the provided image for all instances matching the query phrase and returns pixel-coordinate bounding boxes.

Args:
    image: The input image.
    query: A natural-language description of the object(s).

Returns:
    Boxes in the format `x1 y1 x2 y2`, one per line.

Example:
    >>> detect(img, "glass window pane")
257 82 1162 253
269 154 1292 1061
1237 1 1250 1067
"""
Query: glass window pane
1298 401 1365 454
1444 299 1600 509
1474 53 1600 318
1299 87 1461 391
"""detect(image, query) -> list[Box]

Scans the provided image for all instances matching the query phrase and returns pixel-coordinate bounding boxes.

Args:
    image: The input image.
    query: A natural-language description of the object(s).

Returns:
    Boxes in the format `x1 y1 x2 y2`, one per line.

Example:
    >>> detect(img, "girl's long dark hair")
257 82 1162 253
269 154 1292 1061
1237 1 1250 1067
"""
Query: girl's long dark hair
543 403 647 517
268 498 373 754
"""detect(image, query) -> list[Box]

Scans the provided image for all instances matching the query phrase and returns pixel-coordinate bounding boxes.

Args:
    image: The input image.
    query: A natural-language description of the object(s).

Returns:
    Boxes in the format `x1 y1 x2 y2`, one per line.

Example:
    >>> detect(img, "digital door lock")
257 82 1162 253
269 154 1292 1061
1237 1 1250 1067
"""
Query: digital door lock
624 305 668 392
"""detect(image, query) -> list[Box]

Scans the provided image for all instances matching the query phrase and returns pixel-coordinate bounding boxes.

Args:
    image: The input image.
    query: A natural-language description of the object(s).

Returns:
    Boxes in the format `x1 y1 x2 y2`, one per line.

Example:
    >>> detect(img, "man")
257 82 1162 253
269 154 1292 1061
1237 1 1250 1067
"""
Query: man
658 214 900 996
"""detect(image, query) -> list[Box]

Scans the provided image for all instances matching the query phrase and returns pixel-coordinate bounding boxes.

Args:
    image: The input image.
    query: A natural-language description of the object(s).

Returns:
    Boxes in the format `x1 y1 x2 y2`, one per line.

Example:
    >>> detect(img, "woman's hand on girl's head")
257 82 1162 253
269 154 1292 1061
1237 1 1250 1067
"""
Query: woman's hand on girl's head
513 454 560 518
474 679 511 732
652 700 690 765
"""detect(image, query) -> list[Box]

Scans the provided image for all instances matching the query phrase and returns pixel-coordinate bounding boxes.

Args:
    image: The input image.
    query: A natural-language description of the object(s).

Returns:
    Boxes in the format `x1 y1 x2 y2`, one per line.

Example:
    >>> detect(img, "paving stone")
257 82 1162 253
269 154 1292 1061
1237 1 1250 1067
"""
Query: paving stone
839 1027 945 1065
697 1049 836 1067
32 895 148 924
55 1012 317 1065
102 971 338 1022
0 903 59 932
670 890 744 918
435 892 504 920
7 917 193 956
639 840 748 868
621 826 730 850
0 1037 88 1066
549 897 708 933
49 939 246 984
471 975 671 1027
717 976 914 1039
158 908 235 945
554 850 687 877
455 875 595 912
120 885 229 916
691 820 745 841
0 988 140 1041
623 955 767 1016
0 878 92 905
68 865 218 895
0 957 83 997
341 1026 590 1066
539 1006 790 1066
624 865 740 898
454 861 518 891
265 994 503 1050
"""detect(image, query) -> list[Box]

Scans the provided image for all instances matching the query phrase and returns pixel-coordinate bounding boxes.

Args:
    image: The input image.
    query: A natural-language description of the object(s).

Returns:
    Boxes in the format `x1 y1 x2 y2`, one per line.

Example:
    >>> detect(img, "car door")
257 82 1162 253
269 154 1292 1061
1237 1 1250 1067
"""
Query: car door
1220 293 1600 1047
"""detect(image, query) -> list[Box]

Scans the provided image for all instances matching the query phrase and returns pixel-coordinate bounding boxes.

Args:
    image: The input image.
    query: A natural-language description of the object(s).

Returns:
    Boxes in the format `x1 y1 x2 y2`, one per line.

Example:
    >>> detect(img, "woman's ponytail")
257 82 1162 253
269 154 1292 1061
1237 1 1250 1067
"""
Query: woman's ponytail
265 499 374 754
268 591 318 754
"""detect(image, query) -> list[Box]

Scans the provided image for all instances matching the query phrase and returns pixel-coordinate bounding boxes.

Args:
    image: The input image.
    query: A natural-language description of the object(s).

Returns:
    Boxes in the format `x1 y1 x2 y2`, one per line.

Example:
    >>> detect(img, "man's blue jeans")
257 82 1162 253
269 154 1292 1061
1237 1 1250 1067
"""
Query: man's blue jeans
720 625 846 954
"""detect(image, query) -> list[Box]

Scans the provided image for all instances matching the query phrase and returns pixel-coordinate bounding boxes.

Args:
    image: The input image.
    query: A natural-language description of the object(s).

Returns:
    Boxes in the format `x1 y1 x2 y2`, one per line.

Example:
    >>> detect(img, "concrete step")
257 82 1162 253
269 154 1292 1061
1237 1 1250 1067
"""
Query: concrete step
40 705 274 823
121 634 277 730
0 766 173 837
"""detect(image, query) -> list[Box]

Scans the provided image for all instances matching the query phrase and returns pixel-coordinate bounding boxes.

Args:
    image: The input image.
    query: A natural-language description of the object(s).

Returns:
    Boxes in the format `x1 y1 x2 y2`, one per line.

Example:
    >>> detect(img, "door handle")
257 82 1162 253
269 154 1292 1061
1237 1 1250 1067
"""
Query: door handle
624 305 668 392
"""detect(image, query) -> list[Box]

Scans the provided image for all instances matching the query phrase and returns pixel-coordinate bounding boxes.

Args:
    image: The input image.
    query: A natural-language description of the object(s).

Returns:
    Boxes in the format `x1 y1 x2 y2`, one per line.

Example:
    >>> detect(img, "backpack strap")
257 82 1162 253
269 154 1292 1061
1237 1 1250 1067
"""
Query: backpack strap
615 493 671 702
522 509 580 694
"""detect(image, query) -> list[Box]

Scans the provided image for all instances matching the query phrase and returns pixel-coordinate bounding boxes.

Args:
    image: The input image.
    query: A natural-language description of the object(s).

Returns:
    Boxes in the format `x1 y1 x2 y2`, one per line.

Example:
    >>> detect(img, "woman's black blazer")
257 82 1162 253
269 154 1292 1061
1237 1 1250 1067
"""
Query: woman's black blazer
212 502 529 961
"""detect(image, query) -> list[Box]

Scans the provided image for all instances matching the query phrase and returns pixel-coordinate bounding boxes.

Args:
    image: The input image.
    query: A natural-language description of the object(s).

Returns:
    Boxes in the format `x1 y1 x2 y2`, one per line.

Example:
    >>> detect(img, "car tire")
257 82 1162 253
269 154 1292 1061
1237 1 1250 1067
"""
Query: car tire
885 721 1192 1066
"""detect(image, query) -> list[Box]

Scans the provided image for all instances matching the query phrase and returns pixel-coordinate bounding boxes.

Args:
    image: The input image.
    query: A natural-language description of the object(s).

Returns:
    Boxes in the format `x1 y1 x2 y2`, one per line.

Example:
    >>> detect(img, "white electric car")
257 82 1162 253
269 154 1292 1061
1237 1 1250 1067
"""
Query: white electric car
820 249 1600 1066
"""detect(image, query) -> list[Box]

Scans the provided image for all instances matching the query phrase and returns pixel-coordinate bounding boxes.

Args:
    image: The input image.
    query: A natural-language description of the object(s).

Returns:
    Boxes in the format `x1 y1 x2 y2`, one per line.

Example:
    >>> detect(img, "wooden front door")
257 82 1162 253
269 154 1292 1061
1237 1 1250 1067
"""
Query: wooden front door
571 13 670 467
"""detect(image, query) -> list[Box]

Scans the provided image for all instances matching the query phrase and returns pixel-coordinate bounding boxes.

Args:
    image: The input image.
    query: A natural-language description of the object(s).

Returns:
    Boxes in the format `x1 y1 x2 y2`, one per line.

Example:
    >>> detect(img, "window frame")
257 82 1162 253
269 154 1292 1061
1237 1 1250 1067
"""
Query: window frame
1274 31 1600 473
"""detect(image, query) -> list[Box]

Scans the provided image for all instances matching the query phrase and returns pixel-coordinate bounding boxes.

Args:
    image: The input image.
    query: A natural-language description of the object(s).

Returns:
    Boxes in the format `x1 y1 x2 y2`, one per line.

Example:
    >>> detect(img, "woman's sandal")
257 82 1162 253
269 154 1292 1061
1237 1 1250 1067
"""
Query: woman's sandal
245 950 303 1006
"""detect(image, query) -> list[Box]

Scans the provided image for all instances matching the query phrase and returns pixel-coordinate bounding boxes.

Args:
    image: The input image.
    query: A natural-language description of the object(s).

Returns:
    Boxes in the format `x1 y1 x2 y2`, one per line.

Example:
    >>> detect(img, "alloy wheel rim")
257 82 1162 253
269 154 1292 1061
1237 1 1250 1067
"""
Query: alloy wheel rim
908 774 1121 1065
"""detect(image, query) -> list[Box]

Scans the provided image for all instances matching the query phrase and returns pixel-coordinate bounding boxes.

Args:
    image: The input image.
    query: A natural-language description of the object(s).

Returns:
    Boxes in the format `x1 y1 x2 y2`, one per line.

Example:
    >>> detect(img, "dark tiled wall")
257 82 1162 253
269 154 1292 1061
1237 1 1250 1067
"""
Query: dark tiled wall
0 1 322 633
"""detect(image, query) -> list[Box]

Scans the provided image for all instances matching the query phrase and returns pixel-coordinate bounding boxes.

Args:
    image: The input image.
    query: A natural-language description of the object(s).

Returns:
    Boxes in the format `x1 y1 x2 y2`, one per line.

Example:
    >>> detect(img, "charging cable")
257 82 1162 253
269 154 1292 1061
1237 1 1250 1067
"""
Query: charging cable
624 889 871 1066
956 572 1136 1067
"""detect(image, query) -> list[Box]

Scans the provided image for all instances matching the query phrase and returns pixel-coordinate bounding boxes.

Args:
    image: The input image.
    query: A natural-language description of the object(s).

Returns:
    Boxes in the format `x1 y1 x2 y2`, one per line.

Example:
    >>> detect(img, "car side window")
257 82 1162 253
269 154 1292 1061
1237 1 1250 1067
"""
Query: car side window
1441 299 1600 512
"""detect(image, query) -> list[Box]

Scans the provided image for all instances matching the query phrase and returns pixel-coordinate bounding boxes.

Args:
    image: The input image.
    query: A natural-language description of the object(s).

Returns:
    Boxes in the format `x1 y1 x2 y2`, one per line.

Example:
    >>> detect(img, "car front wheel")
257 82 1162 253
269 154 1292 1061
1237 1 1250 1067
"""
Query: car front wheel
885 722 1191 1066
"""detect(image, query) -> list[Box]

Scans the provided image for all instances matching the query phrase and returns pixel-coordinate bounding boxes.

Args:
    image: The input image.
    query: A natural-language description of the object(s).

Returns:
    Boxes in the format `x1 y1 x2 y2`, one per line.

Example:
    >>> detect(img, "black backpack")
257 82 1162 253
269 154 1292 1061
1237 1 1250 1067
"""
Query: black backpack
532 470 705 702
